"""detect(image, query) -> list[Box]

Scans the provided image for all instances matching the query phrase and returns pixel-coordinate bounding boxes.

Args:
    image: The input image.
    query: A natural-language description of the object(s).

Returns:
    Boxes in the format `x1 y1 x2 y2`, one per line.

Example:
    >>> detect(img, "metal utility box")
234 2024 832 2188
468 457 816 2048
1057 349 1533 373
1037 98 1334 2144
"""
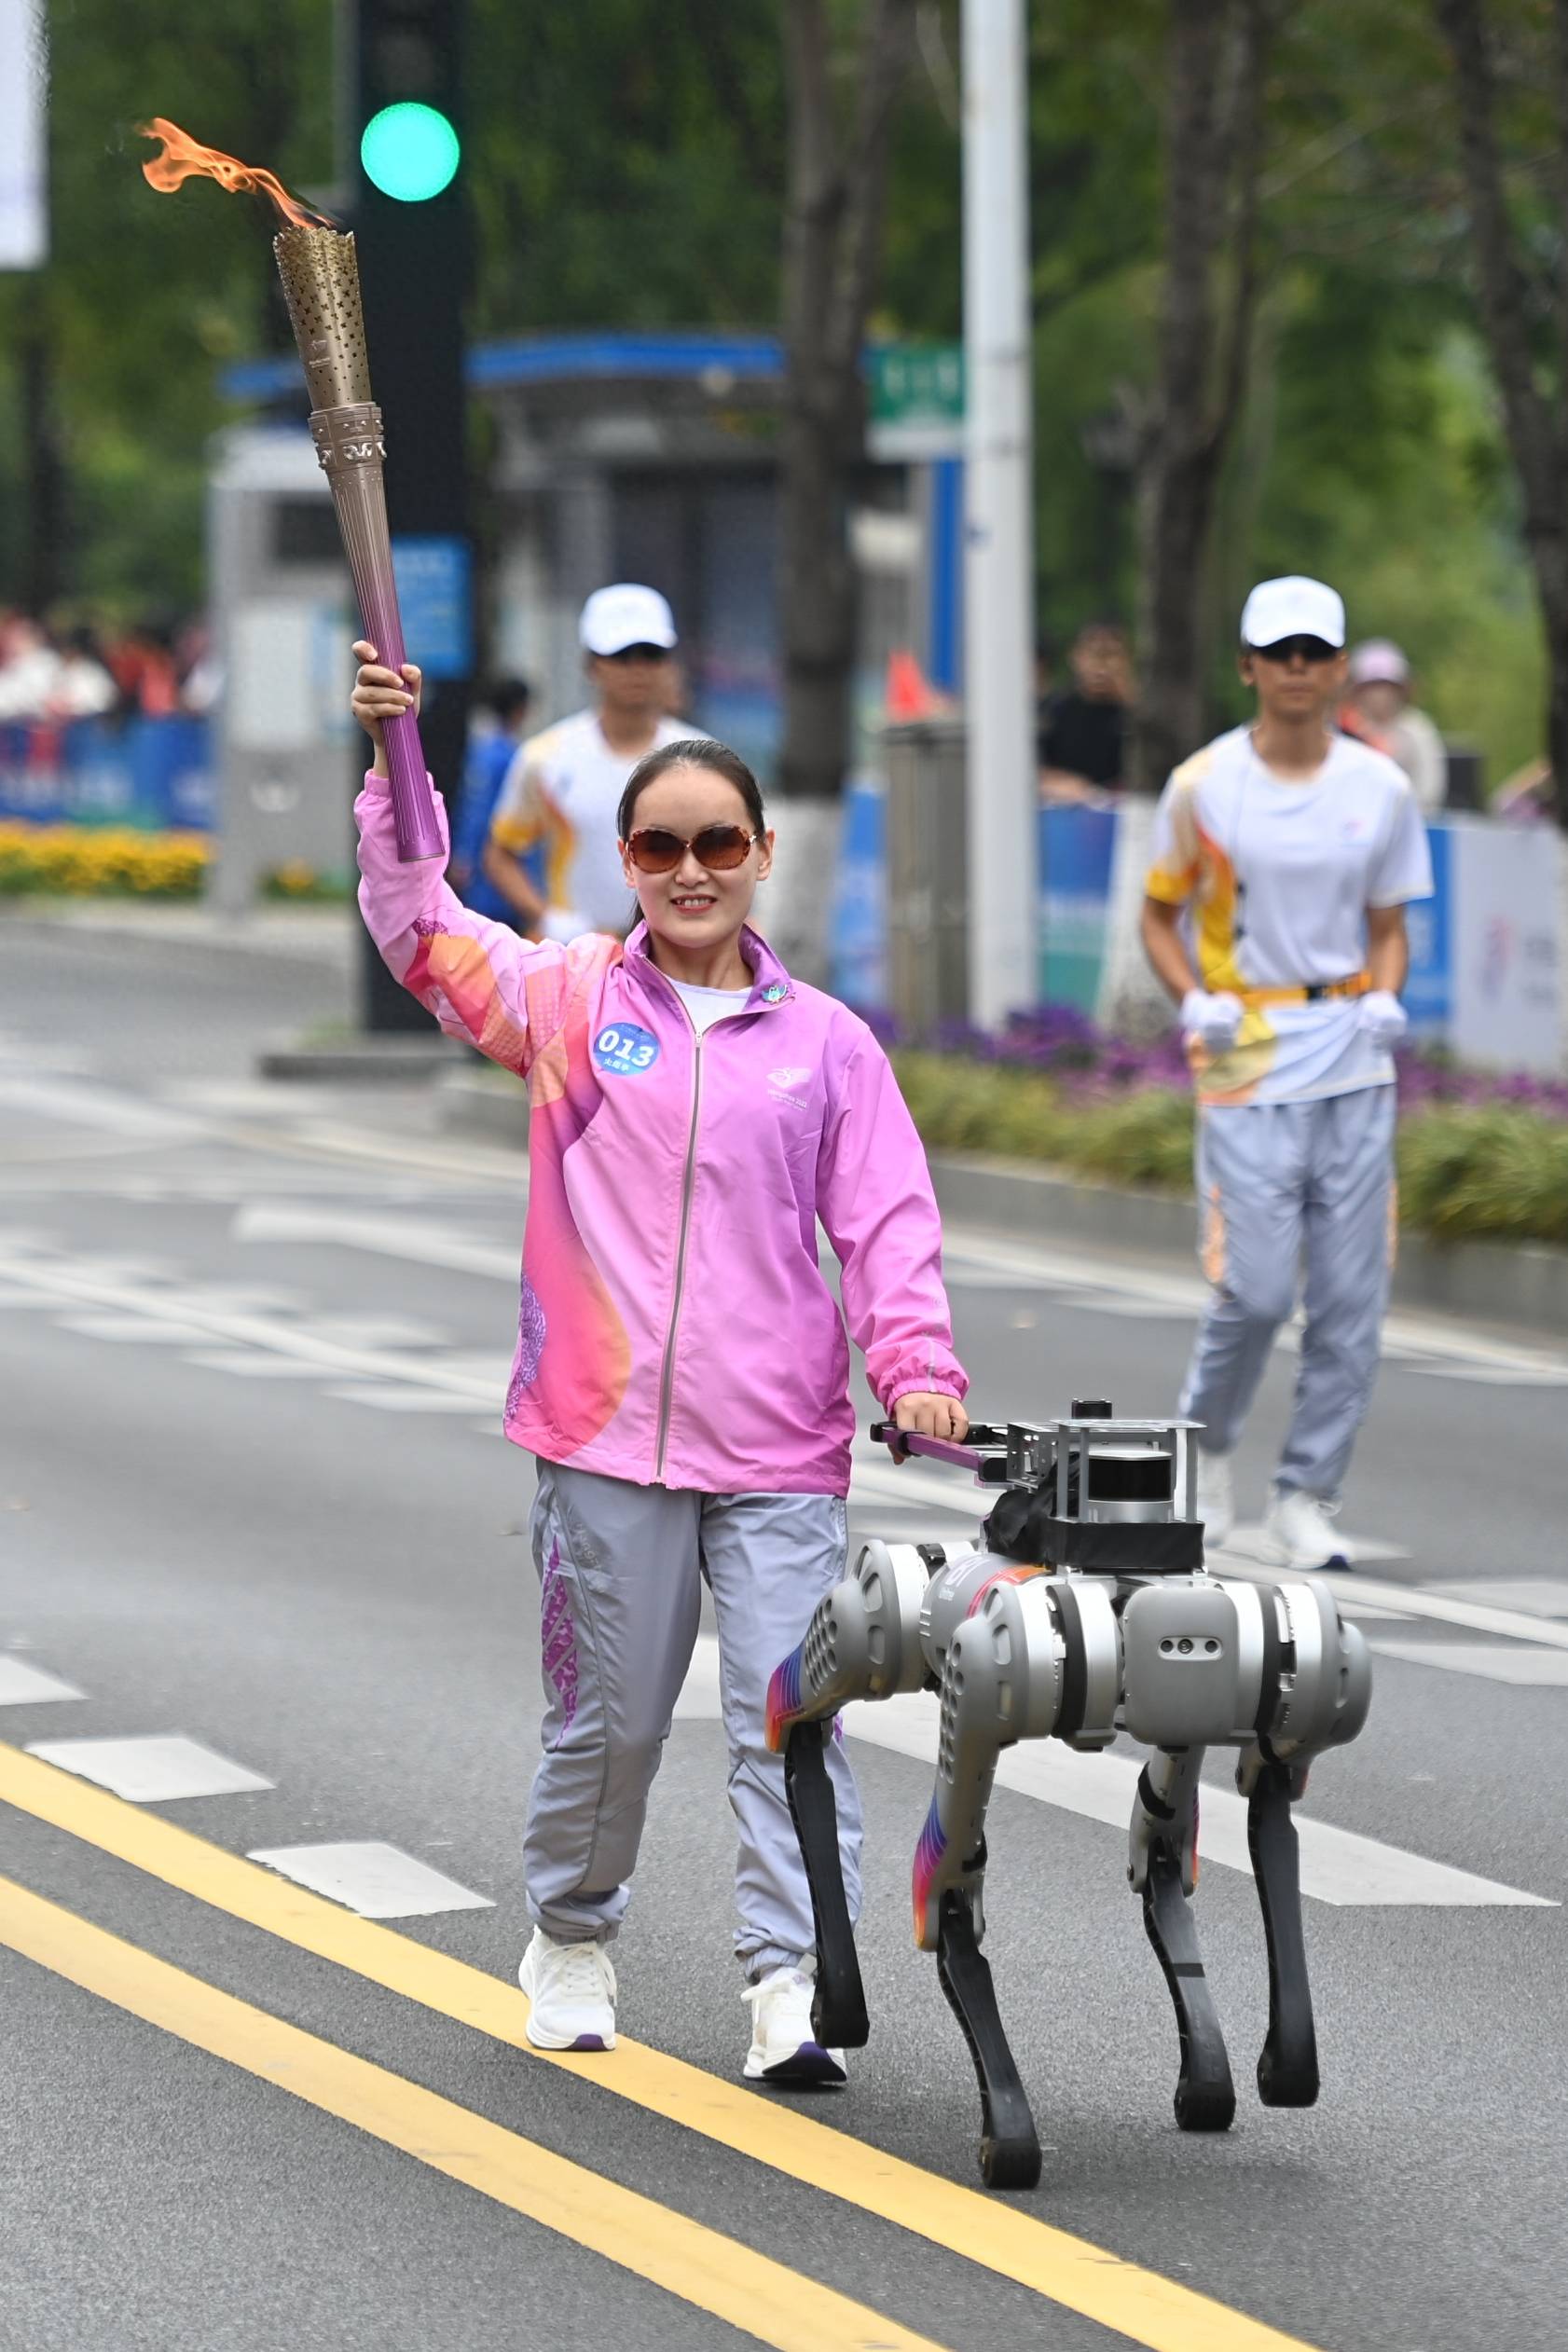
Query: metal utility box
206 427 356 911
882 717 969 1035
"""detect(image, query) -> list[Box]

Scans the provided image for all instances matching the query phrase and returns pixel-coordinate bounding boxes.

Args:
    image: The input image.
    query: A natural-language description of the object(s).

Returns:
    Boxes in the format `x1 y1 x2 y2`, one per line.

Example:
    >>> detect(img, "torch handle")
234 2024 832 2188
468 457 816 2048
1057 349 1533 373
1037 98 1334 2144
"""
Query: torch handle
312 402 445 864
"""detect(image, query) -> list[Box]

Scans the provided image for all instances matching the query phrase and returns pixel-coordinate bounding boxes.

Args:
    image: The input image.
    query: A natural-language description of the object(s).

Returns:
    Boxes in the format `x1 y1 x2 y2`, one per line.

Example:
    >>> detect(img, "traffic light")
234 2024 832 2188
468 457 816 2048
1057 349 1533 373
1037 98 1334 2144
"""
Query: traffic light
350 0 475 1031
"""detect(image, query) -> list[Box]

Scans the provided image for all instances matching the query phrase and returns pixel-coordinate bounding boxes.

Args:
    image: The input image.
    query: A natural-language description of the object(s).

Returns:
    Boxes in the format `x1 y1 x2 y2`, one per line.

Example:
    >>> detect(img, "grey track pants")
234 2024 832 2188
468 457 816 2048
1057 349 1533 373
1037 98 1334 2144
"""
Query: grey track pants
1180 1084 1396 1500
524 1460 863 1977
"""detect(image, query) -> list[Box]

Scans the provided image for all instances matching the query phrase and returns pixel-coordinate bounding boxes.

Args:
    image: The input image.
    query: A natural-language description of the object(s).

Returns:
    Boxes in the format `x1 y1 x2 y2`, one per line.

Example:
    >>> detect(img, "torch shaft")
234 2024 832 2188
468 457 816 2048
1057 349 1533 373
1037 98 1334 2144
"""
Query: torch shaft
311 402 445 864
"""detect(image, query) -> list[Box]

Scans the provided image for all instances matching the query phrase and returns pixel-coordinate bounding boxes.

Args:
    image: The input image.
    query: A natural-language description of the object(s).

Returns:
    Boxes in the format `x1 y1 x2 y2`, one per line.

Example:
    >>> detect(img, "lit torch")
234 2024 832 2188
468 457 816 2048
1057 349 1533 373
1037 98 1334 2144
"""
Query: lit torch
140 119 443 863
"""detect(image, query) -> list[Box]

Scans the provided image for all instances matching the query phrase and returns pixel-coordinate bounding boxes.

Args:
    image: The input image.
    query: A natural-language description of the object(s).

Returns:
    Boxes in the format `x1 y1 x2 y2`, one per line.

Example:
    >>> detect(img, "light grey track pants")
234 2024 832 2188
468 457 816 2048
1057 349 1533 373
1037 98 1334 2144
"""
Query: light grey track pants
524 1460 863 1978
1179 1084 1396 1500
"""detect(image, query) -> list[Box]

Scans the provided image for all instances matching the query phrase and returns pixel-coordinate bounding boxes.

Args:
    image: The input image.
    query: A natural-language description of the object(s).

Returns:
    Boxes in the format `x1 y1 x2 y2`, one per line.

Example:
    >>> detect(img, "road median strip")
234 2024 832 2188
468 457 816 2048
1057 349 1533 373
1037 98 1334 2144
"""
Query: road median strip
0 1738 1327 2352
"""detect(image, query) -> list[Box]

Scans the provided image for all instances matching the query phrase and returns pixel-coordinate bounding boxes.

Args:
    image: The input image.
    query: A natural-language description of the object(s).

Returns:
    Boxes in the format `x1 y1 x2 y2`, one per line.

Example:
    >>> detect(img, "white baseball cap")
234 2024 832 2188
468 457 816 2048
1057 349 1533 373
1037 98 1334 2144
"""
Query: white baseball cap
579 584 678 657
1239 576 1345 651
1348 638 1410 687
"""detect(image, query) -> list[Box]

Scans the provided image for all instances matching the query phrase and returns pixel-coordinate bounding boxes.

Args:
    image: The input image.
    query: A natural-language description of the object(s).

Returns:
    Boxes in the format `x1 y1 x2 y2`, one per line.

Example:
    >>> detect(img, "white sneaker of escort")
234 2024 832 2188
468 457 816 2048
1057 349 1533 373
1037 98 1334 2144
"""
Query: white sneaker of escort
742 1960 847 2087
1264 1485 1355 1572
519 1927 617 2052
1194 1447 1234 1548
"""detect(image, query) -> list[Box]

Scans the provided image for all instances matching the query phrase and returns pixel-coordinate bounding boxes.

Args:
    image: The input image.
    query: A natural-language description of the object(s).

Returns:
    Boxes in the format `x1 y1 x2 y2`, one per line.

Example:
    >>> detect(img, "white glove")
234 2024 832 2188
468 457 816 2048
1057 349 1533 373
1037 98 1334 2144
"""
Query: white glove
540 905 593 945
1357 988 1408 1051
1179 988 1244 1053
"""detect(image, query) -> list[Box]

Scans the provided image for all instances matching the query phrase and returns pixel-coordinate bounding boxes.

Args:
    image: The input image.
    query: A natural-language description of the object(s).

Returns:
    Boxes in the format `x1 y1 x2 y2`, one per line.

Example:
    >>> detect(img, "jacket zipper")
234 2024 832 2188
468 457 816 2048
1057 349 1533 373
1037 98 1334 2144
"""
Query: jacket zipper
653 1028 706 1481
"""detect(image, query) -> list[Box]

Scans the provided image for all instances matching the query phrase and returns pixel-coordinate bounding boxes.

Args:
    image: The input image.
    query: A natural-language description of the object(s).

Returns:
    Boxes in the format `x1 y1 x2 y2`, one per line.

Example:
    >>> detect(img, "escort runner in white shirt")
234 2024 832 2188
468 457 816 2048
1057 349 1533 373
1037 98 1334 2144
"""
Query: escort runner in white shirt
482 584 695 941
1141 574 1433 1572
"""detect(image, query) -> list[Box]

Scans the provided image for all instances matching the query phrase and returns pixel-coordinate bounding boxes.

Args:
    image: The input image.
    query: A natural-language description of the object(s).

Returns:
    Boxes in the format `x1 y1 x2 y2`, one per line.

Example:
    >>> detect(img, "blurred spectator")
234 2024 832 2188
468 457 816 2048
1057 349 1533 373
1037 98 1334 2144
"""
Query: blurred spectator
1038 619 1134 803
1493 757 1553 825
449 677 536 923
1342 640 1447 815
175 616 222 716
49 625 118 721
0 612 63 722
104 619 181 718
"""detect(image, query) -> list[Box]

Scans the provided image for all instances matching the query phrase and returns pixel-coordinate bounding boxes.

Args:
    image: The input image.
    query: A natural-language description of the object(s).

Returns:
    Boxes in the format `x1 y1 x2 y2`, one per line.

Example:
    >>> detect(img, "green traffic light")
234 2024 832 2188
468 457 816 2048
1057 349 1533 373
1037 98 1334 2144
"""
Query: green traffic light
360 103 461 202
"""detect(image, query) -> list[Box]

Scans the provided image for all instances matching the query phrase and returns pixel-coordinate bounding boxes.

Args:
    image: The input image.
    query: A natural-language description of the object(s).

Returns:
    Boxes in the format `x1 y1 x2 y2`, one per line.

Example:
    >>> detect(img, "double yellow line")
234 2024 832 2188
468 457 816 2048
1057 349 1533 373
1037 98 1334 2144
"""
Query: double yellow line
0 1740 1326 2352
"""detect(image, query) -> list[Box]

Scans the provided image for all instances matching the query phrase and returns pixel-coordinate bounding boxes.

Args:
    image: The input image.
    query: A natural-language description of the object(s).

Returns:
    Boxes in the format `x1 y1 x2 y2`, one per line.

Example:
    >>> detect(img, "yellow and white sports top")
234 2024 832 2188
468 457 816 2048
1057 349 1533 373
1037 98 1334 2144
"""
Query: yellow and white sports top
1145 725 1433 1107
487 708 692 935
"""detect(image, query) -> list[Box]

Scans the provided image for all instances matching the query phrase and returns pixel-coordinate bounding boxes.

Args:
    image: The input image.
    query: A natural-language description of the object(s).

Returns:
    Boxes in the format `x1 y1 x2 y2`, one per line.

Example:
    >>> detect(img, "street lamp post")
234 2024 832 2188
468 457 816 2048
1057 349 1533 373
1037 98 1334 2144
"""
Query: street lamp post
962 0 1037 1031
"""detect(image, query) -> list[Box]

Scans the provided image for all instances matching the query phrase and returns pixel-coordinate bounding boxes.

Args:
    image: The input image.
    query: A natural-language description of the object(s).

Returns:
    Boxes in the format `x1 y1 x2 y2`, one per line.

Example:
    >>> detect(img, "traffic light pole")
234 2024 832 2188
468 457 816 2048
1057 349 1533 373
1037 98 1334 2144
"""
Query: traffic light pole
962 0 1037 1031
347 0 474 1033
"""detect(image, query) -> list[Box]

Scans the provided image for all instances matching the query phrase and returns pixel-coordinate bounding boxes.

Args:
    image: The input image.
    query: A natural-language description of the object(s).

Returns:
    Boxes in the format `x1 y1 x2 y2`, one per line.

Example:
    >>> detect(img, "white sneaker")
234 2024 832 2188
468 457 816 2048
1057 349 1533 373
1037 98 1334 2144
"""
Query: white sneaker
742 1962 846 2087
1264 1486 1354 1572
519 1928 617 2051
1194 1447 1234 1548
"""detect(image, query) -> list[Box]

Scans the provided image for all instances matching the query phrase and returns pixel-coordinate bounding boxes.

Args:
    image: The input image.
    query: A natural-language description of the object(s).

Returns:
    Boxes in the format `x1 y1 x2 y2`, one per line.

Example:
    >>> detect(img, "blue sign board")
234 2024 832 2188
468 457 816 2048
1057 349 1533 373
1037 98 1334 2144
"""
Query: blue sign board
391 535 474 681
1402 823 1451 1036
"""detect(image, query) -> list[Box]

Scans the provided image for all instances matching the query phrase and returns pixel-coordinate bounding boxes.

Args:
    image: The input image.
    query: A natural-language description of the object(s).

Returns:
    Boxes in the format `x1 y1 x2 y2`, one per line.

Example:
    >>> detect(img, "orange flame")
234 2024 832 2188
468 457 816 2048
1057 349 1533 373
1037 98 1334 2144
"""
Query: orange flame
138 117 339 232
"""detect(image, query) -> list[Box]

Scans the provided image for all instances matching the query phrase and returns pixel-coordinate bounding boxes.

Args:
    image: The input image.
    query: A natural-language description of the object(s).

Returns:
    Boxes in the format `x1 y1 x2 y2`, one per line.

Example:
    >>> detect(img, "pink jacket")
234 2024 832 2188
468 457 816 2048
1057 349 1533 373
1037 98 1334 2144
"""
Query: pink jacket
356 776 967 1494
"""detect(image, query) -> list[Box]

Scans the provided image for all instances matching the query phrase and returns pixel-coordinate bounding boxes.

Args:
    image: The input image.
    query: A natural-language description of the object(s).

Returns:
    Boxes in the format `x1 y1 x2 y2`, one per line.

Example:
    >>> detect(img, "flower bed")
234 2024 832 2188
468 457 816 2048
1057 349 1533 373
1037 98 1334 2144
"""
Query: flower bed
887 1008 1568 1249
0 820 211 899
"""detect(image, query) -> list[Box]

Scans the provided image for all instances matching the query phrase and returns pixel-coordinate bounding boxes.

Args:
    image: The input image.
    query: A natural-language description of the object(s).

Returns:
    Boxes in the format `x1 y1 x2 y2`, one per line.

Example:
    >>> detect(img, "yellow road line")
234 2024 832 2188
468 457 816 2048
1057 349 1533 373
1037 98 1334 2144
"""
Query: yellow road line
0 1872 945 2352
0 1740 1327 2352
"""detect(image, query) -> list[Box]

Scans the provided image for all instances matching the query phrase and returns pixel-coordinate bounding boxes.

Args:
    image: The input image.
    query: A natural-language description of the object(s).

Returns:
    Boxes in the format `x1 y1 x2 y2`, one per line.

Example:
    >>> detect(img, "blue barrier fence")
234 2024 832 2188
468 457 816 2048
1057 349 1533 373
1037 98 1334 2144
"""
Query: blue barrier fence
0 718 216 832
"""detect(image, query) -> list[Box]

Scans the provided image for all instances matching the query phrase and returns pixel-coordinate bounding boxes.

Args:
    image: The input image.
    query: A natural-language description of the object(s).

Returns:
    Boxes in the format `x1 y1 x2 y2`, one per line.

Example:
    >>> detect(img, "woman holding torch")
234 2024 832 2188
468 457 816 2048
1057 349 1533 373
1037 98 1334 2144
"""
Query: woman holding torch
351 642 969 2082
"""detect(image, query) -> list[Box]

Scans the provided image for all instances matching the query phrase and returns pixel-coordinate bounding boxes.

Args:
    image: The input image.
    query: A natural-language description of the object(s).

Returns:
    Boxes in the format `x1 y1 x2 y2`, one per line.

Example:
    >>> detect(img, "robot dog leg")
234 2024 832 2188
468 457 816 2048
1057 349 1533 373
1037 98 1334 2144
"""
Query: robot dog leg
914 1571 1066 2189
1237 1578 1372 2108
765 1540 953 2048
1129 1746 1236 2132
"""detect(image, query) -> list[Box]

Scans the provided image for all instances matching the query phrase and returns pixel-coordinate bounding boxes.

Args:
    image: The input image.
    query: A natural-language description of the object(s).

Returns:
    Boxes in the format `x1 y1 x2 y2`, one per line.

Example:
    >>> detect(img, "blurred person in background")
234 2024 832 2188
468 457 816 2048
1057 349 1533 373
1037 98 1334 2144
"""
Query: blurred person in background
1342 640 1446 815
1140 575 1432 1572
49 625 118 721
1038 618 1134 803
0 612 63 722
448 676 535 925
104 618 181 718
482 585 694 942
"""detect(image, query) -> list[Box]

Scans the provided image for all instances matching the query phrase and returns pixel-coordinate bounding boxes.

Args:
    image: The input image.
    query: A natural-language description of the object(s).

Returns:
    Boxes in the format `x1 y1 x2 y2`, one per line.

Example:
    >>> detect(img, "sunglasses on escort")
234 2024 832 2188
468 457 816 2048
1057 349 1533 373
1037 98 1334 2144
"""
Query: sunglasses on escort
601 641 672 666
1249 635 1340 665
625 823 763 874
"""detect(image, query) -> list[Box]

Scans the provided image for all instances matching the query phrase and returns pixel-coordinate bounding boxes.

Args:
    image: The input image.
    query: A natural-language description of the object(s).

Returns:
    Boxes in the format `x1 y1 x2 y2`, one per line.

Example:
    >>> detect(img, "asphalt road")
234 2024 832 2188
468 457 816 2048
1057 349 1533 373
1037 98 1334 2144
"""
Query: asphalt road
2 911 1565 2352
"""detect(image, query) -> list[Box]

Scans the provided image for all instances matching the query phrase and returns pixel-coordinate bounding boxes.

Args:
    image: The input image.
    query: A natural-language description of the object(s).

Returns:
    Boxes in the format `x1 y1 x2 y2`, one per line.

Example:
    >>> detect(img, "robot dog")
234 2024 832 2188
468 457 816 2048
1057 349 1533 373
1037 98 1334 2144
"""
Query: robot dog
765 1404 1371 2189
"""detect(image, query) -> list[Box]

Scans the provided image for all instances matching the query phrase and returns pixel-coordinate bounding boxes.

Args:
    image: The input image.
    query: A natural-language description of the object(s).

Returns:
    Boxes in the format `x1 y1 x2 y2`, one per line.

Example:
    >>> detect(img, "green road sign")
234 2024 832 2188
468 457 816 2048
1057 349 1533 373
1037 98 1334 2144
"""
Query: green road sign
868 343 965 430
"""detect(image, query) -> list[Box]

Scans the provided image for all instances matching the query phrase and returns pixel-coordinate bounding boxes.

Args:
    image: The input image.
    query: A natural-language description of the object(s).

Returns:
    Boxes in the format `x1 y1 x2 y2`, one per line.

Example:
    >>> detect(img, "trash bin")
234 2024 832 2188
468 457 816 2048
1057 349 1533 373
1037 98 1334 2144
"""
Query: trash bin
882 717 969 1037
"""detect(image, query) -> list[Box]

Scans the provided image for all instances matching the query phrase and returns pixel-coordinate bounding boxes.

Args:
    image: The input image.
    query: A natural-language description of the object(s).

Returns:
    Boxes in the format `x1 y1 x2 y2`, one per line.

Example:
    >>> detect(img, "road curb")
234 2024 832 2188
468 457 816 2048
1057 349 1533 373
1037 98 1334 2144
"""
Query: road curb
435 1070 1568 1337
926 1149 1568 1337
258 1036 461 1082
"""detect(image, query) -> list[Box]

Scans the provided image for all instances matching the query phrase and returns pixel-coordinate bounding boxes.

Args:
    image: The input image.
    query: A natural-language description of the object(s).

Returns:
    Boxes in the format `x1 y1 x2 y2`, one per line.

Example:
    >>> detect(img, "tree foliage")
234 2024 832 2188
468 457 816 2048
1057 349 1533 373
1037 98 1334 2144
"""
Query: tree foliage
0 0 1555 791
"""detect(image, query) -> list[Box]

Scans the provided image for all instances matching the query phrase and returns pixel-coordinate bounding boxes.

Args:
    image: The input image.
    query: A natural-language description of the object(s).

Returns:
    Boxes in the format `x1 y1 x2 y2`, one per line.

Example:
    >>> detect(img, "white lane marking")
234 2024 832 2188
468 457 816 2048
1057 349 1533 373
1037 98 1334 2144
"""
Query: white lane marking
0 1659 86 1706
26 1735 274 1801
1216 1556 1568 1657
0 1076 205 1140
939 1230 1568 1383
182 1352 340 1380
1369 1641 1568 1688
247 1841 494 1919
302 1314 459 1351
0 1243 497 1405
1424 1578 1568 1617
676 1640 1553 1907
327 1385 494 1413
233 1202 518 1282
1412 1364 1568 1386
55 1314 227 1345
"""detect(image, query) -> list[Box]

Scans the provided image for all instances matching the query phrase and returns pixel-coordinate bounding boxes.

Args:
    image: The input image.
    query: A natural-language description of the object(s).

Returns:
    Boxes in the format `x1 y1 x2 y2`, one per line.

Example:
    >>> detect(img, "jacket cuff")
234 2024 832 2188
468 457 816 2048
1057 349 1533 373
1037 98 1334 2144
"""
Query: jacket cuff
882 1374 968 1411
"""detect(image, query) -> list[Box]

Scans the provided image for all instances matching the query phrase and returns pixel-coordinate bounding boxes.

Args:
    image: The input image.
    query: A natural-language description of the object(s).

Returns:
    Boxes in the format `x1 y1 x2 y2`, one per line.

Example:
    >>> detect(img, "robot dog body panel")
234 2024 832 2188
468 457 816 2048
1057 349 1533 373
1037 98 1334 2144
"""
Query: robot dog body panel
768 1406 1373 2187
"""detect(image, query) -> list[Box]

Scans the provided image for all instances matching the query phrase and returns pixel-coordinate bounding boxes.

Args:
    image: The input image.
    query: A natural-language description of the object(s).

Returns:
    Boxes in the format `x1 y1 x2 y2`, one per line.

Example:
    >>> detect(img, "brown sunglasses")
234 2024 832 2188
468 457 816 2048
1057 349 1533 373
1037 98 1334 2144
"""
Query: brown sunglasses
625 824 762 874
